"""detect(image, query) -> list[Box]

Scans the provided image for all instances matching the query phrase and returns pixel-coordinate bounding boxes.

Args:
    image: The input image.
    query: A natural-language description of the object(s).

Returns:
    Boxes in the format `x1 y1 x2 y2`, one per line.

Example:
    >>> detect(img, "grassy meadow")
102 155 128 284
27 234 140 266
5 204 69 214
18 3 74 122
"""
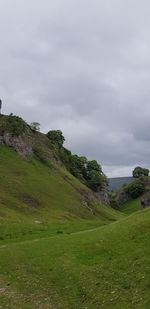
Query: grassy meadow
0 208 150 308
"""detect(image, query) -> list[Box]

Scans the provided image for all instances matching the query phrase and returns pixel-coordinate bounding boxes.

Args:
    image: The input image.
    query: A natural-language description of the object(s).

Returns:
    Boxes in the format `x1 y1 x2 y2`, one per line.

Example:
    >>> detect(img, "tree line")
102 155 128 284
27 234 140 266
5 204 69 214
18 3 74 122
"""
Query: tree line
46 129 108 192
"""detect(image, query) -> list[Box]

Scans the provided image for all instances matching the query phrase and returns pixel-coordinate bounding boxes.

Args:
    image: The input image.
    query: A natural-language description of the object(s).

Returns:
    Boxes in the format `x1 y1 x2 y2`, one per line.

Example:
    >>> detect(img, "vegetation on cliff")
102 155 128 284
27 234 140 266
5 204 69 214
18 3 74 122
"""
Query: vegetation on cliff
46 129 108 192
132 166 149 178
0 114 27 136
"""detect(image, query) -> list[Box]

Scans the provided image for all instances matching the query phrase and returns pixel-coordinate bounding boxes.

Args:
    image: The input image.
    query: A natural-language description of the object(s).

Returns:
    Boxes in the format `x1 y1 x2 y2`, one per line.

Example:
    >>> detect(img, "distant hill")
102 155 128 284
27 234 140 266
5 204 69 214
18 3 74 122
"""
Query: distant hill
108 176 133 191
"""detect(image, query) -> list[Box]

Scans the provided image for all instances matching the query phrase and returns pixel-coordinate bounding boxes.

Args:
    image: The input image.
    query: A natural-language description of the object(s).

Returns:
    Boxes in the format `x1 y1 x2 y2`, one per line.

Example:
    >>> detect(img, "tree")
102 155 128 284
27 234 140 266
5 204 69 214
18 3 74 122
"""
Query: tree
46 130 65 148
87 160 102 173
68 155 88 180
132 166 149 178
30 122 40 132
87 170 107 192
126 179 144 198
85 160 108 191
0 114 26 136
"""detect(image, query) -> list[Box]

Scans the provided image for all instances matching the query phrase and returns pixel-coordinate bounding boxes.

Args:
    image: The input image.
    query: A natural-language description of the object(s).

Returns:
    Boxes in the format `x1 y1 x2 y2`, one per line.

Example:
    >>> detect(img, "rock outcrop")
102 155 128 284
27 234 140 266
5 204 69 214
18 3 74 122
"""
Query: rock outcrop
0 131 34 157
85 187 110 206
0 114 61 165
115 189 131 206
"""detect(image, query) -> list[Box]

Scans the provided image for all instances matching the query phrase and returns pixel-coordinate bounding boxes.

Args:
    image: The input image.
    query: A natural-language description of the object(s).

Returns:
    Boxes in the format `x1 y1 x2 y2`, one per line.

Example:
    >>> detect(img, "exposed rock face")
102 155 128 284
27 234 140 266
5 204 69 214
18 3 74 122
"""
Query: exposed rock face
95 187 110 205
84 186 110 206
0 129 63 166
0 117 61 164
141 193 150 209
82 200 95 215
115 189 131 206
0 131 34 157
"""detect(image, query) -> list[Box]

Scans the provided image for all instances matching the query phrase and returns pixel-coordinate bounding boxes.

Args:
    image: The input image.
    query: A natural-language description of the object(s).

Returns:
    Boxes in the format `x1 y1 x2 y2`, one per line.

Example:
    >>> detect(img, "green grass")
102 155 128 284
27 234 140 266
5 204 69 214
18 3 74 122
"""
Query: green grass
0 208 150 308
0 145 123 243
121 198 141 214
1 144 149 308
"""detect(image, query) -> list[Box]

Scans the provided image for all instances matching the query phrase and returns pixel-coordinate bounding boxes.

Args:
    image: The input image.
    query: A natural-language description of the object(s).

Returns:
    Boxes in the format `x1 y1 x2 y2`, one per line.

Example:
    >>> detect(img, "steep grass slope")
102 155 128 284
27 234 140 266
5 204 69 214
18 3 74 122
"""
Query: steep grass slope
121 198 141 214
0 207 150 308
0 145 123 241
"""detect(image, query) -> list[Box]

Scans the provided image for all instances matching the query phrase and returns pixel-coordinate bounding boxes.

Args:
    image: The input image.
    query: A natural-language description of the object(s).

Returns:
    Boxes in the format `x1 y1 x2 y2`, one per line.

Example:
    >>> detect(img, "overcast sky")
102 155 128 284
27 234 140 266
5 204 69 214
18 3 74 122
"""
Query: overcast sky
0 0 150 177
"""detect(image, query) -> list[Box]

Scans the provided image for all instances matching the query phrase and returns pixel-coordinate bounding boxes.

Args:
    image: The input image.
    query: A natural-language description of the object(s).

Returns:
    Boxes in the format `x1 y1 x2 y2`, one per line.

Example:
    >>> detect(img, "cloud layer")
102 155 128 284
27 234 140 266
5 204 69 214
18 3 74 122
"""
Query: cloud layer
0 0 150 176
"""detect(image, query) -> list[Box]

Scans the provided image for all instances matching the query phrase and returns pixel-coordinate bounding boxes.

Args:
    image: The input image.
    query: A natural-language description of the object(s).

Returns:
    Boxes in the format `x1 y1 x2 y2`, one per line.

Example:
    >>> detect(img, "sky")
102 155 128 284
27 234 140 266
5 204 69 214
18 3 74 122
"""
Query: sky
0 0 150 177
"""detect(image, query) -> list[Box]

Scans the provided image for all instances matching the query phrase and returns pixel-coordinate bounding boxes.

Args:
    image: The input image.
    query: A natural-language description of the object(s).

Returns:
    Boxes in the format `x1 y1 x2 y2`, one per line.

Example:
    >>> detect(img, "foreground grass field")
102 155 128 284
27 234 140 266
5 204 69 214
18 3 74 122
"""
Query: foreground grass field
0 208 150 309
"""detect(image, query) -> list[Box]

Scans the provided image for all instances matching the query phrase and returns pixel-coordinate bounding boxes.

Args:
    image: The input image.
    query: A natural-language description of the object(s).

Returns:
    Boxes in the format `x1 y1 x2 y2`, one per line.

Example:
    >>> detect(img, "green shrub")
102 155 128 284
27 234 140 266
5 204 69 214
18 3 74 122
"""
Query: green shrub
46 130 65 148
30 122 40 132
0 114 26 136
59 146 108 192
132 166 149 178
33 145 48 164
108 192 119 210
125 179 144 198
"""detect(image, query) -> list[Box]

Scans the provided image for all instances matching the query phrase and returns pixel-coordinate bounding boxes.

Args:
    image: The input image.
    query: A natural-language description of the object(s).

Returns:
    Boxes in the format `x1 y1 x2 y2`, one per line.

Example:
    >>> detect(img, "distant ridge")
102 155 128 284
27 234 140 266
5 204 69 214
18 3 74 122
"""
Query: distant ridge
108 176 133 191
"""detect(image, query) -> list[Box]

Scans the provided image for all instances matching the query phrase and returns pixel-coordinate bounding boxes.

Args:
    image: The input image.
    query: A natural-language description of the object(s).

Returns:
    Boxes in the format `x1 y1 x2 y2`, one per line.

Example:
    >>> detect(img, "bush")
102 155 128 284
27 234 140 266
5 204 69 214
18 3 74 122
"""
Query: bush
0 114 26 136
108 192 119 210
60 147 108 192
33 145 48 164
87 170 107 192
46 130 65 148
46 129 108 192
87 160 102 173
125 179 144 198
132 166 149 178
33 145 55 170
30 122 40 132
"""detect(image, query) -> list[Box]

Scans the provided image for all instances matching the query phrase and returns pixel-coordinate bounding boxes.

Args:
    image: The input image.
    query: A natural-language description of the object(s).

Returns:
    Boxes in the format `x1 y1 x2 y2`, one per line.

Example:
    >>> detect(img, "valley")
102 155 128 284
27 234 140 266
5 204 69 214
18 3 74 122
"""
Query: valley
0 115 149 309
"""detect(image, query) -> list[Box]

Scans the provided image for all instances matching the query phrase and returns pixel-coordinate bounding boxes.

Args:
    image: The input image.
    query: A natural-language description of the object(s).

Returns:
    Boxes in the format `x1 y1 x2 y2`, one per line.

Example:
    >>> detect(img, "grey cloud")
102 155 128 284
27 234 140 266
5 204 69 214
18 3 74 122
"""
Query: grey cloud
0 0 150 176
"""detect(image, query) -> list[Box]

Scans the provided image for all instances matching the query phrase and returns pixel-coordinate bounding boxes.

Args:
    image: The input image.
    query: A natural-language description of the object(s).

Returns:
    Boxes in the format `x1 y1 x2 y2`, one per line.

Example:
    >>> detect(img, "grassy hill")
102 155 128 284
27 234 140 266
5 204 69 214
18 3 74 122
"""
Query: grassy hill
0 145 123 242
121 198 141 215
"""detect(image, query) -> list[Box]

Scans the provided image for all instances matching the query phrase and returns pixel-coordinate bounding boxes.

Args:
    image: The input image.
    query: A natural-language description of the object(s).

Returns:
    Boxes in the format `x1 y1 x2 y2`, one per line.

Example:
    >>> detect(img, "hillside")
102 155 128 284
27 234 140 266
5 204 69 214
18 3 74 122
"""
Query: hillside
0 144 124 242
0 114 109 204
121 198 141 215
